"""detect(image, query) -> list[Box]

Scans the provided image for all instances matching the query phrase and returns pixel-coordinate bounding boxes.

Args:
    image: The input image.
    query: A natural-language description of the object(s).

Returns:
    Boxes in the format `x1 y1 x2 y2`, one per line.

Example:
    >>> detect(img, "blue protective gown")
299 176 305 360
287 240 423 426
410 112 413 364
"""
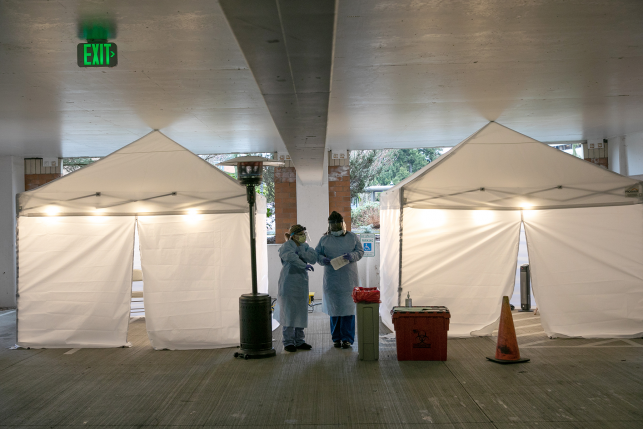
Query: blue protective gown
315 232 364 317
276 240 318 328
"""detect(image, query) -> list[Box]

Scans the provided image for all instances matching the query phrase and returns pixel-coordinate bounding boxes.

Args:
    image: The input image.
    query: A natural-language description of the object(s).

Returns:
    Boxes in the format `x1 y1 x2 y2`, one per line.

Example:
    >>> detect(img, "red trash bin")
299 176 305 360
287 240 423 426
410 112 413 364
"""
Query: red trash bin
391 306 450 361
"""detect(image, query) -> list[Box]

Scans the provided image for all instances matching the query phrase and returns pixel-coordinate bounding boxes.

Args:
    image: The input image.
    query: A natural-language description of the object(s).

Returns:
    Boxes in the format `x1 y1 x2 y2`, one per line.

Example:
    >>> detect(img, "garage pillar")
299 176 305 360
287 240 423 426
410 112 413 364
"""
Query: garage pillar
274 161 297 244
328 150 352 231
0 156 24 308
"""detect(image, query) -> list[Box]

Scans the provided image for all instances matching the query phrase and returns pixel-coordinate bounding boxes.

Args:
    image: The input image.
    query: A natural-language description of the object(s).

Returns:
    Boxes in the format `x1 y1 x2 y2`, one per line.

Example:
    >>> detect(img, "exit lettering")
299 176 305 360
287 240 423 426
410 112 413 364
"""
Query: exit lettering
76 42 118 68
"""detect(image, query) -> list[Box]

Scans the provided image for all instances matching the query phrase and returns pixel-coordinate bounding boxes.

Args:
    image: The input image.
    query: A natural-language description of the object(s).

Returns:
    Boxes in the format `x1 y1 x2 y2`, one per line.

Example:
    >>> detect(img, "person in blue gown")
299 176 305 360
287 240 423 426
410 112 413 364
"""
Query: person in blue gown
276 224 317 352
315 211 364 349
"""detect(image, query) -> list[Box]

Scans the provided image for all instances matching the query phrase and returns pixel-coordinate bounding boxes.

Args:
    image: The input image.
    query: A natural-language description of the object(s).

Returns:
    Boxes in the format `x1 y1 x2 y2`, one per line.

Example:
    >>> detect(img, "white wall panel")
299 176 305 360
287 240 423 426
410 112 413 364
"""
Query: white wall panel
379 188 401 330
401 208 521 336
17 216 135 348
524 205 643 338
138 213 252 350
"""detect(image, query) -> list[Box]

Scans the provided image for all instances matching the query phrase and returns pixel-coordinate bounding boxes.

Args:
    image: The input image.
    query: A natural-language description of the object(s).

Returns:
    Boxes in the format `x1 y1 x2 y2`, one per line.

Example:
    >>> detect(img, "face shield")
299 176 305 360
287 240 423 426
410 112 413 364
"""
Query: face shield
292 231 310 243
328 220 346 236
290 226 309 243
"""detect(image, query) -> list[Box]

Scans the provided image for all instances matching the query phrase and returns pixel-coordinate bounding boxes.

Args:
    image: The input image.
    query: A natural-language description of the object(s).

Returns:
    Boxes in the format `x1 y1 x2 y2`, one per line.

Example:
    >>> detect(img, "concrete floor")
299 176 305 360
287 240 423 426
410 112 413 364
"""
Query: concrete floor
1 308 642 428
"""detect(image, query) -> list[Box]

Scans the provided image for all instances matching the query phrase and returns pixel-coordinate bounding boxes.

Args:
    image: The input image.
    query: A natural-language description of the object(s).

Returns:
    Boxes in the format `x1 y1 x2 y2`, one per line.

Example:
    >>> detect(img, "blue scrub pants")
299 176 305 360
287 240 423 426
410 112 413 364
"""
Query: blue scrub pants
330 315 355 344
282 326 305 347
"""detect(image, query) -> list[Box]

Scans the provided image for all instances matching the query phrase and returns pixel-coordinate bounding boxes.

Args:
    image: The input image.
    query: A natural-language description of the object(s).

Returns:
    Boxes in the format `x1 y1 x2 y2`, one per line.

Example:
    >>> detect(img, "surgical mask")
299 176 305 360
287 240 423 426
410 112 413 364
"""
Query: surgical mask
295 234 306 243
331 231 343 237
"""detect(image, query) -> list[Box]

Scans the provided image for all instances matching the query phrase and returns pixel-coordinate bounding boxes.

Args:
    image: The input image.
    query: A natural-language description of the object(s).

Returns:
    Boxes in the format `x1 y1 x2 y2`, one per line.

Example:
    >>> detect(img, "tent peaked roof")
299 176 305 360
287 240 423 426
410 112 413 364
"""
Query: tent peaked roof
19 131 248 216
462 121 540 145
391 122 642 210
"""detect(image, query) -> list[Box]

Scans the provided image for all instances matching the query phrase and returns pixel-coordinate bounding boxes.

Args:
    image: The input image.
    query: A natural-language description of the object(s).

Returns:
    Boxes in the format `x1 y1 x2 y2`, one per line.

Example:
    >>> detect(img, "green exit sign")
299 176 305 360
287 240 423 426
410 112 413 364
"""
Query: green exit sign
76 42 118 67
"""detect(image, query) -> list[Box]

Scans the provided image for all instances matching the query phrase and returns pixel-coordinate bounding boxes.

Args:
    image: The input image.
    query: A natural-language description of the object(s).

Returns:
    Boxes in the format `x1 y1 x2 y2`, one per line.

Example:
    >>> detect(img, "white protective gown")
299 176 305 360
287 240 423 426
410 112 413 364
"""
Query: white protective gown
276 240 318 328
315 232 364 317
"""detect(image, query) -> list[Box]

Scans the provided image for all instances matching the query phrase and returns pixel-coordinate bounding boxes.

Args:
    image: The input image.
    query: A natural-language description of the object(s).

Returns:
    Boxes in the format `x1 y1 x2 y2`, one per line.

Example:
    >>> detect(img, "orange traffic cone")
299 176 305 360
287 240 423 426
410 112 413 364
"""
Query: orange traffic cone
486 296 530 364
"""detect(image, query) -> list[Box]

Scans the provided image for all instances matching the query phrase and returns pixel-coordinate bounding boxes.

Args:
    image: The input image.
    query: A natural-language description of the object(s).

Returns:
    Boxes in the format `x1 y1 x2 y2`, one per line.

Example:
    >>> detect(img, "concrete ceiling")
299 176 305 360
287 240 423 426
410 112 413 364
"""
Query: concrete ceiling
1 1 643 181
0 0 286 158
327 0 643 150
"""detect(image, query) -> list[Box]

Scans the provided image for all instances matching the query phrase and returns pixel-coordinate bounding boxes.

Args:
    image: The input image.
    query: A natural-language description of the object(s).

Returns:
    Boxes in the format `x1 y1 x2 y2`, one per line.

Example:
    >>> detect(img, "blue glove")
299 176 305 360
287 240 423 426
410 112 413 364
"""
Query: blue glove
305 264 314 272
322 257 331 266
343 253 354 262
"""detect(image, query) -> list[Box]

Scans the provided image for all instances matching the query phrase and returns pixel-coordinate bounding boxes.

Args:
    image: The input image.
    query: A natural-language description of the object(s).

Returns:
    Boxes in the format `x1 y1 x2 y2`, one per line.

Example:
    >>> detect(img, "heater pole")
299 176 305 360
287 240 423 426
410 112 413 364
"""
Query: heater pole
247 184 258 296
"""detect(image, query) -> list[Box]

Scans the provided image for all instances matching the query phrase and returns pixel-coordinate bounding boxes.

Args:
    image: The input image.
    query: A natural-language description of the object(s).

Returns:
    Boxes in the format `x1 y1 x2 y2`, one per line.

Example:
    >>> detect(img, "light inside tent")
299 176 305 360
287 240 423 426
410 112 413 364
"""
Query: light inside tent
472 210 494 225
45 206 59 216
184 208 200 223
421 209 446 228
520 202 533 209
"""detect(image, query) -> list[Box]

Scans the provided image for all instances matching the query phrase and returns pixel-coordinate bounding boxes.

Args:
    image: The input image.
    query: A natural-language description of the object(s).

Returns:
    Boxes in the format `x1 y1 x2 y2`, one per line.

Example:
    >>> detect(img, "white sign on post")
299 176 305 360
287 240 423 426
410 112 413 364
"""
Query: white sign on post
361 233 375 257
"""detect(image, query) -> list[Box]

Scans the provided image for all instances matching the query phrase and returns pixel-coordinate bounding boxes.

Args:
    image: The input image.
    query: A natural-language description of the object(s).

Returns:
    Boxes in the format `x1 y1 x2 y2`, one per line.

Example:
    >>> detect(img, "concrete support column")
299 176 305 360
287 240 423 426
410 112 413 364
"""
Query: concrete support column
295 155 329 297
607 133 643 176
328 150 351 231
619 137 630 176
274 162 297 244
624 132 643 176
0 156 24 308
607 136 623 174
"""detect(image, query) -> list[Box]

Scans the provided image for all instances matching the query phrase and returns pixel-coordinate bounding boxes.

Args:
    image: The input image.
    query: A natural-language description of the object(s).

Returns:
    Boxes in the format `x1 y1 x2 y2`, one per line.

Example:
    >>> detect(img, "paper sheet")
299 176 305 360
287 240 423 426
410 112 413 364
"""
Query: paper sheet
331 256 350 270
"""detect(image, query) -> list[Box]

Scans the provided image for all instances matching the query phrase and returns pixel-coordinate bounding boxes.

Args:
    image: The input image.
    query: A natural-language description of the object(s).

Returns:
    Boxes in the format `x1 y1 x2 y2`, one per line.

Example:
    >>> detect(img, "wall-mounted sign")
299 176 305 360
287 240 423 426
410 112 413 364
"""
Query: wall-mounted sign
77 42 118 67
360 233 375 257
331 150 347 159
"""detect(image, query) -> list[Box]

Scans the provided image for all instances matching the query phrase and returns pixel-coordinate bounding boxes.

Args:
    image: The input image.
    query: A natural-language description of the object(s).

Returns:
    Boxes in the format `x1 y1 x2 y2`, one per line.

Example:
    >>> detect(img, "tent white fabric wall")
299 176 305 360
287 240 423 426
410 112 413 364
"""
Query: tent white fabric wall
16 131 270 349
17 216 135 348
402 208 521 337
138 213 253 350
524 205 643 338
380 122 643 338
380 188 401 330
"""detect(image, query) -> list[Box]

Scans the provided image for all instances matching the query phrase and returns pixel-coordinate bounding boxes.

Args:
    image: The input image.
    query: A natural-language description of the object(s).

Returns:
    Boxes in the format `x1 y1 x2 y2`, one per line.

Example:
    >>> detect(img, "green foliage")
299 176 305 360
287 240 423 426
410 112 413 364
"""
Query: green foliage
351 201 380 228
62 157 99 174
572 144 581 158
349 148 441 198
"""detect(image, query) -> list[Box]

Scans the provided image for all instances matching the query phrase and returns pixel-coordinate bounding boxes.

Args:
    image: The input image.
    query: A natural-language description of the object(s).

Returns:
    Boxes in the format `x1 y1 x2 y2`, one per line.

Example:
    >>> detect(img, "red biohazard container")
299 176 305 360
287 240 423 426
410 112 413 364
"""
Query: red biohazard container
352 287 381 303
391 306 450 361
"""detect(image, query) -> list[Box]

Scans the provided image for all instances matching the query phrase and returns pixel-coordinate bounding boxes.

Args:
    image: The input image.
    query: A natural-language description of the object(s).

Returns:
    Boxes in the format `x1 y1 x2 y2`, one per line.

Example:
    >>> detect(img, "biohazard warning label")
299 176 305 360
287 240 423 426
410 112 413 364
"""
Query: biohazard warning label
412 330 431 348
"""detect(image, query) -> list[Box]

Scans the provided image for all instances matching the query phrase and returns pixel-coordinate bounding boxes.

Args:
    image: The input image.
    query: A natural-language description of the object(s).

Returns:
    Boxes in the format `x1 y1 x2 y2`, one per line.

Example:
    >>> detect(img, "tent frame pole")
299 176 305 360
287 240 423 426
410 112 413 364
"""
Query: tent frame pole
14 194 20 345
398 189 404 307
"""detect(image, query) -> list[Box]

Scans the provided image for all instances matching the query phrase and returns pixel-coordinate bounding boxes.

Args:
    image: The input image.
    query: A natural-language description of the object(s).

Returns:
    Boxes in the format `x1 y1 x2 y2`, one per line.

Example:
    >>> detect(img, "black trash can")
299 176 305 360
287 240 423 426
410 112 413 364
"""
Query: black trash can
520 264 531 312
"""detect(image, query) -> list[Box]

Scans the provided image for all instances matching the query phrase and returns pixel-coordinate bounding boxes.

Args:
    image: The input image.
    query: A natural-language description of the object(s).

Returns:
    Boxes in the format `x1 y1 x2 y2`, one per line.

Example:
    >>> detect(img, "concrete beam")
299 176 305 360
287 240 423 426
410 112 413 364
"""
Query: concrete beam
220 0 336 184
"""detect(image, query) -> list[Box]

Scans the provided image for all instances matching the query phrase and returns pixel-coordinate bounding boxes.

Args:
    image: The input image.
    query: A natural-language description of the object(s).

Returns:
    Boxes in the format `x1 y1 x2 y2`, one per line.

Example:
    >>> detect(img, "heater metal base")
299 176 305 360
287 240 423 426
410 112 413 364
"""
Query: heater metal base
234 349 277 360
236 293 276 360
486 356 530 364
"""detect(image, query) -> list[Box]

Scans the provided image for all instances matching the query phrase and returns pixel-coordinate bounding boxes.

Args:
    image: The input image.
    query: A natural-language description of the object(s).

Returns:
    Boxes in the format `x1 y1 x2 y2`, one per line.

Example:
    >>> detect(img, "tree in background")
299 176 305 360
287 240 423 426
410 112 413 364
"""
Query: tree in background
62 157 100 174
349 148 441 198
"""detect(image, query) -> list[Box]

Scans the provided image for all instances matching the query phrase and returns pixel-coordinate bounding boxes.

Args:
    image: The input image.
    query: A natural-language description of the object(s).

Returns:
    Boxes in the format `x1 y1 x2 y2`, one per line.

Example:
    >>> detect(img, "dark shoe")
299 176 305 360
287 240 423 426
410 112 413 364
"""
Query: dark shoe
341 341 351 349
333 341 341 348
284 345 297 352
296 343 312 350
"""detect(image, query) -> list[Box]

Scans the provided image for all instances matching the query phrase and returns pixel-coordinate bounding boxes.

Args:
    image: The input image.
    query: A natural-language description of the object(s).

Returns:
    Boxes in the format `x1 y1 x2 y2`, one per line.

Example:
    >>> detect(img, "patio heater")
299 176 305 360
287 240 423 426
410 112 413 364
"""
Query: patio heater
217 156 283 359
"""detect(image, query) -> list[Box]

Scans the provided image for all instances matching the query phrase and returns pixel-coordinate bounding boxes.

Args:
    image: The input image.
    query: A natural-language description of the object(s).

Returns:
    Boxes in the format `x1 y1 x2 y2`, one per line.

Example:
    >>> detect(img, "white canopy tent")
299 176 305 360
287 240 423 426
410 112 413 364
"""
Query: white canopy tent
380 122 643 338
16 131 268 349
